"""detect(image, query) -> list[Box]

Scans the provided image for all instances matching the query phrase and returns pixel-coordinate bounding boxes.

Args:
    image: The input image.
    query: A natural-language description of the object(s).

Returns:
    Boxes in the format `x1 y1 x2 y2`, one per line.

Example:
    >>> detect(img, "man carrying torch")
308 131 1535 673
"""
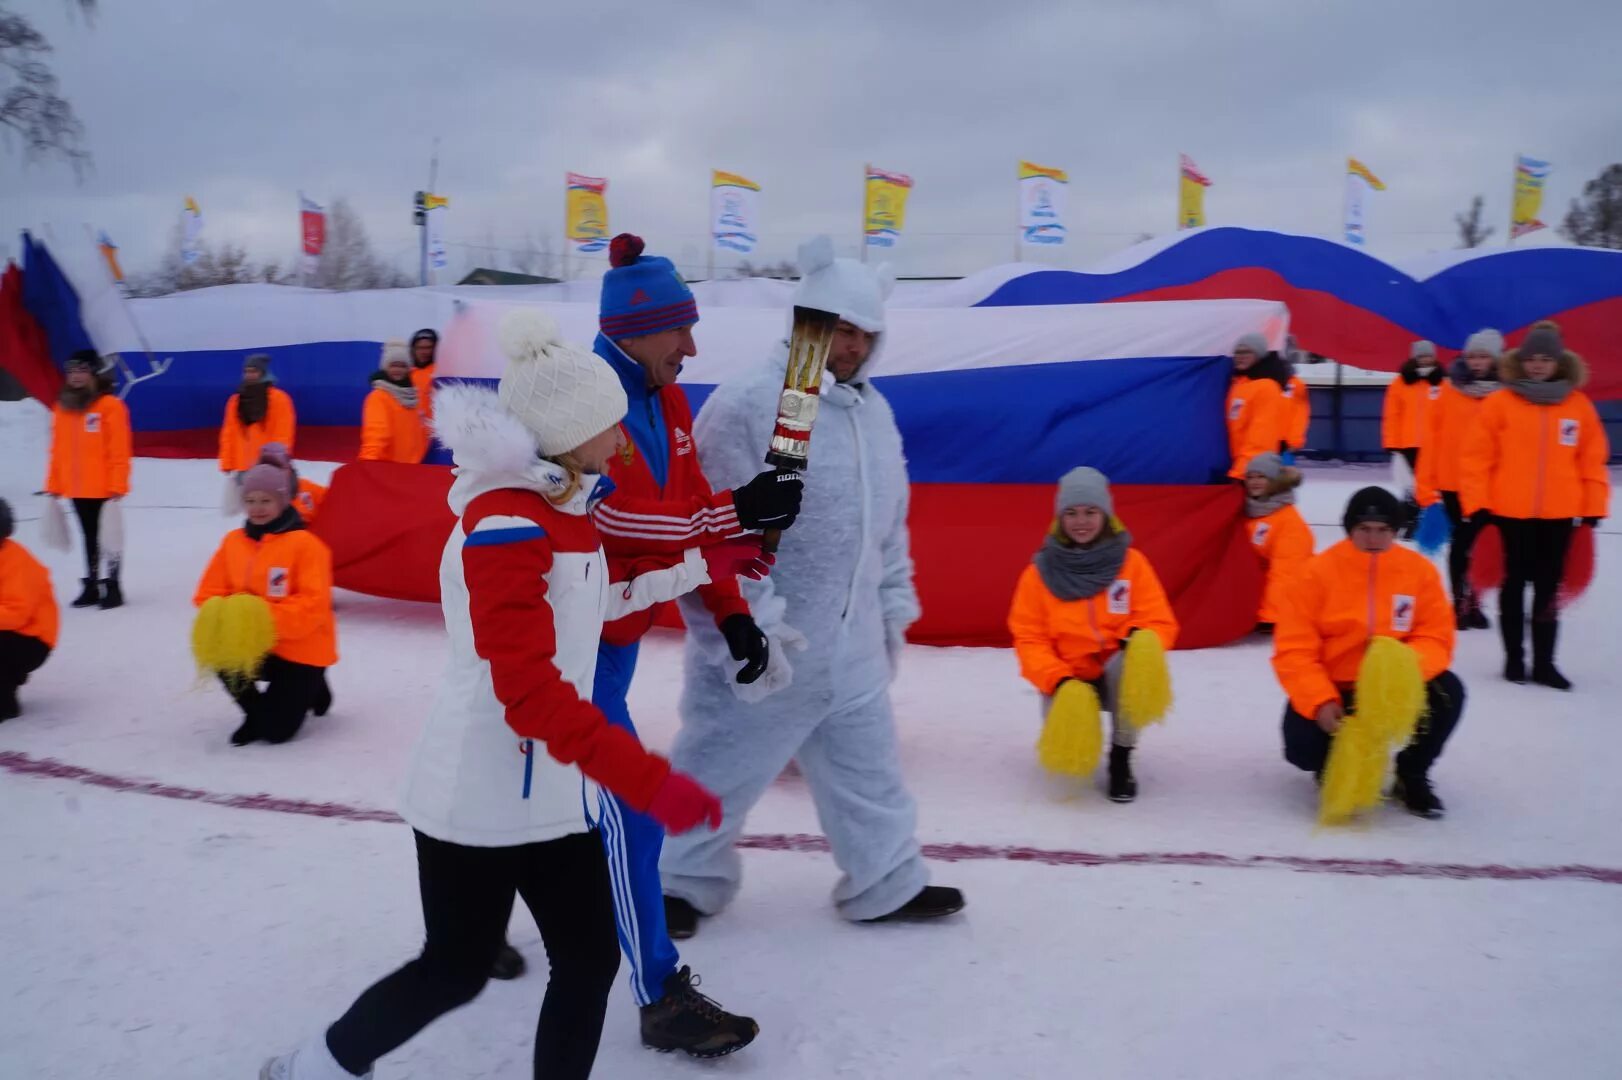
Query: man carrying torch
661 236 965 934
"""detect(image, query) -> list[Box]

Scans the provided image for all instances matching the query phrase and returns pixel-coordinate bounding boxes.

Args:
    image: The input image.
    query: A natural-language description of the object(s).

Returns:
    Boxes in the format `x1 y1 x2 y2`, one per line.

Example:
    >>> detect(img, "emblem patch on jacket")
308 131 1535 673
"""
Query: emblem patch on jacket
1428 385 1442 400
674 427 693 457
84 413 102 433
267 567 289 598
1559 419 1579 447
1228 399 1243 421
1108 579 1131 615
1391 594 1415 632
1252 522 1271 545
619 438 635 466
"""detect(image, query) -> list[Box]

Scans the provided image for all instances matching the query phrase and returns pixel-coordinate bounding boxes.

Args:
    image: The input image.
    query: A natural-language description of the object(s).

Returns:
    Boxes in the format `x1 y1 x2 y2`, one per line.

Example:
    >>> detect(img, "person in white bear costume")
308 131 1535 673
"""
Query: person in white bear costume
660 237 965 931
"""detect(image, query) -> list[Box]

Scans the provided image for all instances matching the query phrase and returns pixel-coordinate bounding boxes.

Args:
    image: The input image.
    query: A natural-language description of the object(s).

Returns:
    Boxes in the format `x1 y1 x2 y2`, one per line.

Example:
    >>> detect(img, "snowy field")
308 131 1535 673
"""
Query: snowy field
2 398 1620 1080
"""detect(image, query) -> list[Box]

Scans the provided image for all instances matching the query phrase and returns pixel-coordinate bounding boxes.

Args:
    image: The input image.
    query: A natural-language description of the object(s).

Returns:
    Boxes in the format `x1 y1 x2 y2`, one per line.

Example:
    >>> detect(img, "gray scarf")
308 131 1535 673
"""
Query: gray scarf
1449 360 1499 399
1246 489 1297 518
1507 379 1573 406
1033 528 1131 601
371 373 420 410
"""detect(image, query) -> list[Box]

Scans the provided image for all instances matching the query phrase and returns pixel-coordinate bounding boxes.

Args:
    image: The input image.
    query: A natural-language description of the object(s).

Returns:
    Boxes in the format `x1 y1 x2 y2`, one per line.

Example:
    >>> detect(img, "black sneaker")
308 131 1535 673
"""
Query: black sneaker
1107 745 1137 803
1392 773 1445 819
98 578 123 610
1504 655 1528 684
1531 664 1573 691
230 719 260 747
489 943 526 981
640 966 758 1058
863 885 965 923
664 895 700 940
70 577 100 608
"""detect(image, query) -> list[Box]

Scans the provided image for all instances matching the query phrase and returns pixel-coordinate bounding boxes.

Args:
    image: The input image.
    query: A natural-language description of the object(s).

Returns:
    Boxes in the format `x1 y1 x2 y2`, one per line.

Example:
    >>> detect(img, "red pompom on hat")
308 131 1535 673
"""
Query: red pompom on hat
608 233 645 268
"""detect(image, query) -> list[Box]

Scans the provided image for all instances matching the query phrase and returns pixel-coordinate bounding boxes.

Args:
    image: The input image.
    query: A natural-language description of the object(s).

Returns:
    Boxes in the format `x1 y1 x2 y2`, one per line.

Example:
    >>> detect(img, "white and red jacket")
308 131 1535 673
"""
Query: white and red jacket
592 334 751 646
401 385 713 848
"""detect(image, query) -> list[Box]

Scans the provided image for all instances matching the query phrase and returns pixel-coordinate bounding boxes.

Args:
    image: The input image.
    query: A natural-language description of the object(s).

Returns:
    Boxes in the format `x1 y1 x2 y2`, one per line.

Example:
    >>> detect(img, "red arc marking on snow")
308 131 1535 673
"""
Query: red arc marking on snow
5 750 1620 886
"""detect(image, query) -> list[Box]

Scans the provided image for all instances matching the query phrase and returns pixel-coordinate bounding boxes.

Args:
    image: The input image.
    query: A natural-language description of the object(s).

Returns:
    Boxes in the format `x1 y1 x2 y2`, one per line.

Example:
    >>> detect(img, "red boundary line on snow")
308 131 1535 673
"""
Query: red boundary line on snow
5 750 1619 886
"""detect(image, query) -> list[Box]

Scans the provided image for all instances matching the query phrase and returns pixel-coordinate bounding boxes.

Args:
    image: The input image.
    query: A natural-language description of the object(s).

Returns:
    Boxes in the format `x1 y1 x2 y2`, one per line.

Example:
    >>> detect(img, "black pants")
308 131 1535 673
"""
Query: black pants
219 655 325 744
0 631 51 708
1496 516 1574 660
70 497 108 580
1282 671 1466 776
1439 491 1484 604
325 828 620 1080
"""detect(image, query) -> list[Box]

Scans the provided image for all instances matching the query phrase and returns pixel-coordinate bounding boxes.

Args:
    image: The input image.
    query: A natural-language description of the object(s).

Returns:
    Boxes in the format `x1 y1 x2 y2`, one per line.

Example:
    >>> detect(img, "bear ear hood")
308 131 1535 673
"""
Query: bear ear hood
790 235 891 379
431 382 541 479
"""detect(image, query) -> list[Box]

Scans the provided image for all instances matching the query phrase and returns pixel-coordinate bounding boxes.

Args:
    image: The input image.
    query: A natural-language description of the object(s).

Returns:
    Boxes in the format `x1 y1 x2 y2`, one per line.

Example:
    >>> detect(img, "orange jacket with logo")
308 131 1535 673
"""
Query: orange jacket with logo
45 394 132 499
1415 381 1495 506
1459 388 1610 521
0 538 59 649
1382 374 1444 450
1272 539 1453 718
1009 546 1180 694
293 478 327 526
358 387 429 463
1246 504 1316 624
1227 376 1287 479
1282 374 1310 450
193 527 337 667
411 364 435 424
218 386 296 472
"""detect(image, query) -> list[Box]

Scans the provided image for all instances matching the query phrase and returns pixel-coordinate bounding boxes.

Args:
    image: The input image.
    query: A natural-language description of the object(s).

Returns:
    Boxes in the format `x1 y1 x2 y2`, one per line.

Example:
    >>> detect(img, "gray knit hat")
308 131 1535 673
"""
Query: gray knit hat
1055 466 1113 516
1464 328 1504 357
243 353 272 376
1410 340 1436 360
1518 324 1564 359
1233 332 1267 357
1244 452 1284 480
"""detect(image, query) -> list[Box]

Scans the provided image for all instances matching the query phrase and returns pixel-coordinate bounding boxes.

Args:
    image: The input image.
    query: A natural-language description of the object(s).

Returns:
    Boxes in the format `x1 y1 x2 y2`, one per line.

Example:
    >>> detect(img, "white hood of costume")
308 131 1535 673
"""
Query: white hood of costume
790 234 895 380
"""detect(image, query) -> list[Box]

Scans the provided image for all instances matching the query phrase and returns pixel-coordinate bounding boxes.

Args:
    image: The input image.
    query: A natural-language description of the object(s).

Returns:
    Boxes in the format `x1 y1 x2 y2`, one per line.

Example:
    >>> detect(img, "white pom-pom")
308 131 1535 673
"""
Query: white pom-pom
797 235 836 276
498 308 562 363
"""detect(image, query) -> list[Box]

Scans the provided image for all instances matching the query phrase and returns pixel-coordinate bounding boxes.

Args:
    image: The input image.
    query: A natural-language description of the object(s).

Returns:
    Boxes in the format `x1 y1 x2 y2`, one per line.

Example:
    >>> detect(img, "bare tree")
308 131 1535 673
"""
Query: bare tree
1453 195 1496 248
0 1 95 174
733 259 798 280
311 198 409 290
1561 164 1622 250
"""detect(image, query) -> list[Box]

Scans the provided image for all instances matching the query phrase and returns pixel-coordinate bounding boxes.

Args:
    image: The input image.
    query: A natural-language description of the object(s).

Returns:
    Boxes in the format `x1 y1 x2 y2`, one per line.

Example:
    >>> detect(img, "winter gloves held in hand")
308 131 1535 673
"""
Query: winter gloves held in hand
703 539 775 583
647 771 723 834
732 469 803 531
720 614 771 684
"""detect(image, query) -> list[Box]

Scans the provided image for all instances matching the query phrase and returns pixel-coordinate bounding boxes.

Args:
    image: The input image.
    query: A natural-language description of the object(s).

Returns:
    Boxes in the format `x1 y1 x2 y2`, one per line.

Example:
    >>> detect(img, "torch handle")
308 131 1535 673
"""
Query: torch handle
762 528 783 555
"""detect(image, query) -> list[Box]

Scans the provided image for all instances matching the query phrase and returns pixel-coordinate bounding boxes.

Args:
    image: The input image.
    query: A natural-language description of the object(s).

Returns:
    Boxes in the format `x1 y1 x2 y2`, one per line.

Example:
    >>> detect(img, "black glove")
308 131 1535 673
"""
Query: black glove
732 470 803 531
1583 517 1602 528
720 615 770 685
1469 510 1492 527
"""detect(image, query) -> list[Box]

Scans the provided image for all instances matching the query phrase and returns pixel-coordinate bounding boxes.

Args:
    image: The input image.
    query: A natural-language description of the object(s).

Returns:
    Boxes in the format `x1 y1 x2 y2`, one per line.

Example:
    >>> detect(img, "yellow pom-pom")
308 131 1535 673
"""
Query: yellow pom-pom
1037 679 1103 777
1118 629 1173 731
1319 636 1426 825
192 594 276 689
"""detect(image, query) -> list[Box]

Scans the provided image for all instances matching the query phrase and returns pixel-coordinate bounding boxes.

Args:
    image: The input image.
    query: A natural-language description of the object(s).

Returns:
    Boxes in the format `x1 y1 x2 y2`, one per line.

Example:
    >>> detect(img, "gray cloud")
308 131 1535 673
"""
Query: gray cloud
4 0 1620 280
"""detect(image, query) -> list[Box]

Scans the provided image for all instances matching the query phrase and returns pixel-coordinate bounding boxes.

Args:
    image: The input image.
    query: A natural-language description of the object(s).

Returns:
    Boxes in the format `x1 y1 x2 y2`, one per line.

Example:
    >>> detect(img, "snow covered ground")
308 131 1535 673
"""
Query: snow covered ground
2 398 1620 1079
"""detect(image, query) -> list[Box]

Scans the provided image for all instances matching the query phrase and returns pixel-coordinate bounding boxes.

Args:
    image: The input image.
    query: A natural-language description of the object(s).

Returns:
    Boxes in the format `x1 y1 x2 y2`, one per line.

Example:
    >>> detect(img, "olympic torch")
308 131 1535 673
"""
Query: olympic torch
761 304 841 553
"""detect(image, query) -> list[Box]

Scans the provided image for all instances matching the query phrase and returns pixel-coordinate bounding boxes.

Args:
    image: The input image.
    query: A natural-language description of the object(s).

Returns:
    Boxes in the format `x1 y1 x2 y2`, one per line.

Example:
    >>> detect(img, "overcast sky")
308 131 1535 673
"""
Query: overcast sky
4 0 1620 282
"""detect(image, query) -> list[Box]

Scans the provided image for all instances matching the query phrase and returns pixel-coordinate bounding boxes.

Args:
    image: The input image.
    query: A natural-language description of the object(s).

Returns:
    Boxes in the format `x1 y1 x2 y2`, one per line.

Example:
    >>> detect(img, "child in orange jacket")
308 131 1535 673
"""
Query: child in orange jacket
45 351 131 609
1242 453 1315 633
1460 321 1610 690
218 353 296 475
1009 467 1179 802
195 452 337 745
1225 333 1290 479
358 341 430 463
1273 487 1465 819
1382 340 1445 536
0 500 58 721
1416 329 1502 629
255 442 327 526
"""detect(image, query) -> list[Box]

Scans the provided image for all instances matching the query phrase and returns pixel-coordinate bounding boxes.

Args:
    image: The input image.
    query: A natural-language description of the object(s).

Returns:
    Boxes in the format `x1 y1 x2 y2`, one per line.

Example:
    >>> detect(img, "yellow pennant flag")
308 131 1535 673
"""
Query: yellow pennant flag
1511 155 1551 239
863 166 913 250
1178 154 1211 230
565 172 610 253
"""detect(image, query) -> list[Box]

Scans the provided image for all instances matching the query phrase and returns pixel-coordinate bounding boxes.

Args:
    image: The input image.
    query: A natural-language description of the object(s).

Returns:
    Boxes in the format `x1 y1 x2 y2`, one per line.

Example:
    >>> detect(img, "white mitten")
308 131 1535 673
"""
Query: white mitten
220 472 242 516
731 622 808 704
100 498 125 558
40 495 70 552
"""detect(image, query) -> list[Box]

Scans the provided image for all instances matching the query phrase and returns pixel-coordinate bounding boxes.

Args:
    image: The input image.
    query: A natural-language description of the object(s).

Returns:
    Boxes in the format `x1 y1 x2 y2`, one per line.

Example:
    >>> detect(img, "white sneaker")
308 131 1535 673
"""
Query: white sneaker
259 1035 369 1079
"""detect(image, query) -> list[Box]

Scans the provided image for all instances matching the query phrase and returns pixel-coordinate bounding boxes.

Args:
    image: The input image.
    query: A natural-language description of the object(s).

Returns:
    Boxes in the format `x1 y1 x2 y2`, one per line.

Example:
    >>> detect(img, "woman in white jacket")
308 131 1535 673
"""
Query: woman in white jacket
263 314 768 1080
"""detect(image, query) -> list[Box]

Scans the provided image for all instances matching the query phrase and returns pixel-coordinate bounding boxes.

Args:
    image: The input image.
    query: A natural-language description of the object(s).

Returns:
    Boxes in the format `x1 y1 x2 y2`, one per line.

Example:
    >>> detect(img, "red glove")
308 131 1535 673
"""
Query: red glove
703 538 775 583
646 772 723 835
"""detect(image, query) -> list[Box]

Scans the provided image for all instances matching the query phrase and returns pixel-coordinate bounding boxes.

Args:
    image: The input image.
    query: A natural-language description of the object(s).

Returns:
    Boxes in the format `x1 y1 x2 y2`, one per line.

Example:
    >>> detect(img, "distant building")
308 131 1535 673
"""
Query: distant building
457 268 562 286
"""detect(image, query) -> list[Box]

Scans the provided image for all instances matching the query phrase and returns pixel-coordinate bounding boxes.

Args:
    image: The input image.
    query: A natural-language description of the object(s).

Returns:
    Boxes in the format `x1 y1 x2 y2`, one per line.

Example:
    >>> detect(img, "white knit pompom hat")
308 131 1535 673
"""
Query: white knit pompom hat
496 308 628 456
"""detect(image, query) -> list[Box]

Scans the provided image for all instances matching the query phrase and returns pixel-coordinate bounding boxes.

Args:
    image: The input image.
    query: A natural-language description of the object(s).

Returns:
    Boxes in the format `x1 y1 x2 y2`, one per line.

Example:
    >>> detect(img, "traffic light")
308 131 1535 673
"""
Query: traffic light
413 190 426 226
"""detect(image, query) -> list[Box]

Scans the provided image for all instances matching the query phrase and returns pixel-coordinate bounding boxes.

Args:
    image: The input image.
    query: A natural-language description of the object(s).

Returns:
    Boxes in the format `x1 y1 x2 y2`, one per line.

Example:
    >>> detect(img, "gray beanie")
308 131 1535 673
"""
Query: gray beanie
1518 324 1564 359
243 353 272 375
1410 340 1436 360
1244 452 1283 480
1233 332 1267 357
1463 328 1503 357
1055 466 1113 516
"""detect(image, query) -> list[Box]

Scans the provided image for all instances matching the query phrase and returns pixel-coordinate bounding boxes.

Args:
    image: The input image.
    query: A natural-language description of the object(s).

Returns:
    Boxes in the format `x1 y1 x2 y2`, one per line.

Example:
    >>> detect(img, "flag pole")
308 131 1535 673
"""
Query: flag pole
1014 165 1023 264
706 173 716 282
860 162 869 263
1507 153 1518 247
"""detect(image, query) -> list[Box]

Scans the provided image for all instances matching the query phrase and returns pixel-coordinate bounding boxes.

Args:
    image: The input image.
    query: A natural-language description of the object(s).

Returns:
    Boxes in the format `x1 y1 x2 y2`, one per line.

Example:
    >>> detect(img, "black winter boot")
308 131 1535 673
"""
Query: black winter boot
489 942 526 980
98 576 123 610
1391 771 1445 819
864 885 966 923
1530 621 1572 691
311 672 333 717
664 895 700 940
1500 601 1526 683
1108 745 1138 803
70 577 100 608
1 685 19 722
640 966 759 1058
1464 589 1490 630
